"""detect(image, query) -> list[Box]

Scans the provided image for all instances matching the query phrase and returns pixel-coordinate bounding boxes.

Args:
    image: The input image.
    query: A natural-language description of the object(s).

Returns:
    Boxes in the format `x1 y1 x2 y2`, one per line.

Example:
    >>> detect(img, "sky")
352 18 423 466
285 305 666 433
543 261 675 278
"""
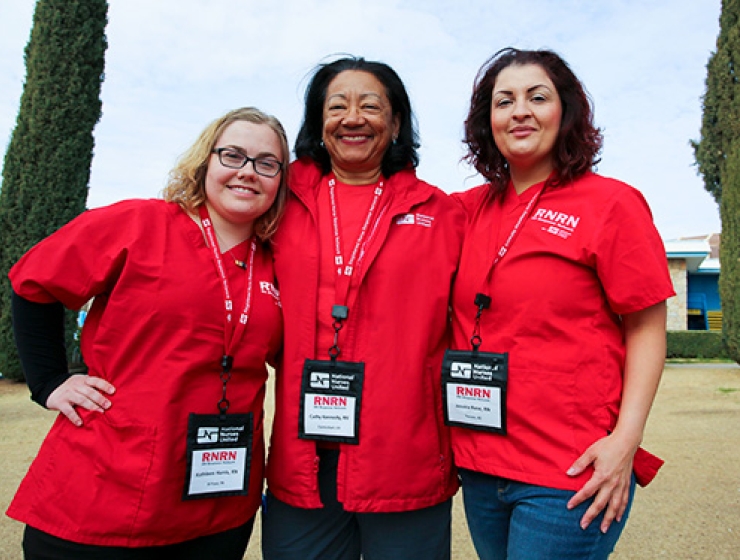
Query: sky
0 0 723 240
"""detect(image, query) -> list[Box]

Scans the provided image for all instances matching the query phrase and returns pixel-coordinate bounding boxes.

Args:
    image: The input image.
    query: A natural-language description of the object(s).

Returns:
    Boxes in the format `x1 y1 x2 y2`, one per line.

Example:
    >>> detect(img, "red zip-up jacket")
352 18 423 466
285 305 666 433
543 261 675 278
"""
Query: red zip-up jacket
266 158 465 512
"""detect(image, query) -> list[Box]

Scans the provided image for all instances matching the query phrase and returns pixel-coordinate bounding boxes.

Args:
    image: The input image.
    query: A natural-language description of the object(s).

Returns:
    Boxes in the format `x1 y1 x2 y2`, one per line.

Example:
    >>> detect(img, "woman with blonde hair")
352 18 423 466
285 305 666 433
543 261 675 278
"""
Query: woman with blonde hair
7 106 288 560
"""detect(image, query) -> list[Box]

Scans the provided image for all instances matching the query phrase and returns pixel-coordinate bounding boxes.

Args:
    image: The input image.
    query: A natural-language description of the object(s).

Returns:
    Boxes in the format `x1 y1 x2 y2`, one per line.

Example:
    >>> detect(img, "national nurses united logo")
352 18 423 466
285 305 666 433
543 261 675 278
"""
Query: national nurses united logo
197 427 219 444
310 372 331 389
396 213 435 228
450 362 472 379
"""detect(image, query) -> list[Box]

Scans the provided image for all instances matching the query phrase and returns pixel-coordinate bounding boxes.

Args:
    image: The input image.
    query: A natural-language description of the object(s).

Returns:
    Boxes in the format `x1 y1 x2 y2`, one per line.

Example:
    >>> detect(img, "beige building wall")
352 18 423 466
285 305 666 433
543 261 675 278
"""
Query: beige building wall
667 258 687 331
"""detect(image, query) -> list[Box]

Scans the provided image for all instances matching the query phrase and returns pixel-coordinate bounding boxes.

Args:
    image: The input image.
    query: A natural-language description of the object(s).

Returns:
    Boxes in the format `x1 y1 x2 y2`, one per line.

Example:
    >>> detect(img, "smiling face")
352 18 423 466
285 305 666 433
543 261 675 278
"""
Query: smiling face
322 70 400 185
491 63 563 187
204 120 284 239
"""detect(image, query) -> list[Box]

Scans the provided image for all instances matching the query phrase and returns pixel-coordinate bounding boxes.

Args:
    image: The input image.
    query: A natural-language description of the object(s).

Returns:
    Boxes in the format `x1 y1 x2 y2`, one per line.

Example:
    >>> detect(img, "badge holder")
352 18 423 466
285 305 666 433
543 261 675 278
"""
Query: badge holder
442 294 508 434
183 356 253 500
183 411 253 500
299 305 364 444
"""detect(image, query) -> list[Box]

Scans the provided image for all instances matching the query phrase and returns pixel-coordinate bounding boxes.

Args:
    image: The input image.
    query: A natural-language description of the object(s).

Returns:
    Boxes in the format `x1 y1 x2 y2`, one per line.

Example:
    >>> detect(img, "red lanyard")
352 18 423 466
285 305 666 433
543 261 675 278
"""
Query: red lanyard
327 175 385 307
481 183 545 287
198 204 256 358
469 183 545 350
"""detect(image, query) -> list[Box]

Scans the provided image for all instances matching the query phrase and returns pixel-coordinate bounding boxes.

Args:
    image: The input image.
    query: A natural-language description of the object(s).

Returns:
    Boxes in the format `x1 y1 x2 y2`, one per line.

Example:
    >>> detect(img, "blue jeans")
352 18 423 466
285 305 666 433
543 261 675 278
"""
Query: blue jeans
459 468 635 560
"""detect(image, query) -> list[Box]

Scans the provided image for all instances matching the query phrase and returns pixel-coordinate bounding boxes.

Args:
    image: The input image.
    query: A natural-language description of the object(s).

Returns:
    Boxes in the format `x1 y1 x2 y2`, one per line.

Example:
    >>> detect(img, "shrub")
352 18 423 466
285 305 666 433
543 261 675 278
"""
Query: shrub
666 331 729 360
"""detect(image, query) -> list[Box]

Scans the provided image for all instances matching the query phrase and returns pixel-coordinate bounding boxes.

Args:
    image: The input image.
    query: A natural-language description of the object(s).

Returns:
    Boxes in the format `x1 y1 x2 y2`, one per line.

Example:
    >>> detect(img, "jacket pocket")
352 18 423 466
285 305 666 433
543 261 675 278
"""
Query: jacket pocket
424 362 453 493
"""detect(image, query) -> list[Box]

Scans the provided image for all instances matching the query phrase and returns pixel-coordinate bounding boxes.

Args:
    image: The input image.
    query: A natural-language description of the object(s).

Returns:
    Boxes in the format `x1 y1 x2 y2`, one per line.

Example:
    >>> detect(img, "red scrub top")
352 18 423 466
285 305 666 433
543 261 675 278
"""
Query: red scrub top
451 173 674 491
7 199 282 547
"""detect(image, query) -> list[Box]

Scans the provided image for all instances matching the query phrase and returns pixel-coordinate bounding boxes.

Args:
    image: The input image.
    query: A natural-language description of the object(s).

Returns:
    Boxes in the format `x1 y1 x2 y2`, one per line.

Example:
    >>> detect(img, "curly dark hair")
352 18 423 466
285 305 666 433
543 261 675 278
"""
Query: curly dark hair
294 55 420 177
464 48 602 195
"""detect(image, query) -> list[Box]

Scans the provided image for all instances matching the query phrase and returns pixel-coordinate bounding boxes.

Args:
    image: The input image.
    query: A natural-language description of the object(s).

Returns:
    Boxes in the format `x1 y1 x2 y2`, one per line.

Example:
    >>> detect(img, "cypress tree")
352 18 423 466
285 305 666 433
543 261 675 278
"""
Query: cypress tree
692 0 740 203
721 141 740 361
0 0 108 380
693 0 740 363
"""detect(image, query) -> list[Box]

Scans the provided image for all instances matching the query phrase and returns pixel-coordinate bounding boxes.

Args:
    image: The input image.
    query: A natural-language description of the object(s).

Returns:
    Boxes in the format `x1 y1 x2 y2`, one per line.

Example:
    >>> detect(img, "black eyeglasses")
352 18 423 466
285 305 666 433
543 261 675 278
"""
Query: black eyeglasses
212 148 283 178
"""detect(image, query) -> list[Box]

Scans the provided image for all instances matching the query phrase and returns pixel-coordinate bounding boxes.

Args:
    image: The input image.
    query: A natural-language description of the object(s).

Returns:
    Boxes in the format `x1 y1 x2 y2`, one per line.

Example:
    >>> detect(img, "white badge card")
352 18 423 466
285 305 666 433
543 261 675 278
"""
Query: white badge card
299 359 364 444
183 413 253 500
442 349 508 434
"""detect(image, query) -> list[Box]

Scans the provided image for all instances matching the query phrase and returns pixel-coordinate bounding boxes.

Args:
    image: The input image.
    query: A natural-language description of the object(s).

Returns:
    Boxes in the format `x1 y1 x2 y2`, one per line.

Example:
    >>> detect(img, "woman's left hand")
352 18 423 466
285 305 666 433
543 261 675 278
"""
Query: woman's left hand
565 432 637 533
567 301 668 533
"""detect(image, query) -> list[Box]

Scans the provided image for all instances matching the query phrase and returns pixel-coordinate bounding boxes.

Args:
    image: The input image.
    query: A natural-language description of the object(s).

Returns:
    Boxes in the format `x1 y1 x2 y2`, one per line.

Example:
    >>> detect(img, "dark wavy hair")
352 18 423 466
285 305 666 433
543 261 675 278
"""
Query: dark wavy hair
294 55 420 177
464 48 602 194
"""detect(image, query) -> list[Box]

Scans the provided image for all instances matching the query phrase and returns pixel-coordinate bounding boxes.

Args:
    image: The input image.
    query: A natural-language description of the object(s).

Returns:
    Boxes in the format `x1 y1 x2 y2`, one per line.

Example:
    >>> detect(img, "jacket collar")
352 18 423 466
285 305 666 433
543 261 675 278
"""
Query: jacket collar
288 157 433 214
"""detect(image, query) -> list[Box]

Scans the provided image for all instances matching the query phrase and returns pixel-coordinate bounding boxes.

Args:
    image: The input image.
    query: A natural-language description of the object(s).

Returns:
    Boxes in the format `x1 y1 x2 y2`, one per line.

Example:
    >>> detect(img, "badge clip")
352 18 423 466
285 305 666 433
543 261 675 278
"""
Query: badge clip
329 306 349 361
471 293 491 352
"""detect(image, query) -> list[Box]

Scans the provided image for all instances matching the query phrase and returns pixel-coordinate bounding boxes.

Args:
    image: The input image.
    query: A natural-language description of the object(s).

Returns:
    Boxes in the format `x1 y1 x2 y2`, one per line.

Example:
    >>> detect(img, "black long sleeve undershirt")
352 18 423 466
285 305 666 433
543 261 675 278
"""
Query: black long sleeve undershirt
11 290 71 407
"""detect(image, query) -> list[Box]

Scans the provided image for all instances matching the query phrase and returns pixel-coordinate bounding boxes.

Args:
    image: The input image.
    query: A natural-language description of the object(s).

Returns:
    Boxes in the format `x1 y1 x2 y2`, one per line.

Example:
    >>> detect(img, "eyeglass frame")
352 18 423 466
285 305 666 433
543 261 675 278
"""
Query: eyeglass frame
211 147 284 178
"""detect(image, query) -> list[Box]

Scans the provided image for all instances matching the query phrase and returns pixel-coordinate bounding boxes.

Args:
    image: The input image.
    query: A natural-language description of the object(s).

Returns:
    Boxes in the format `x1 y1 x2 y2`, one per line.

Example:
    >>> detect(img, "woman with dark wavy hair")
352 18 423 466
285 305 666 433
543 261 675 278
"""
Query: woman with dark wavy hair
447 48 674 559
262 55 464 560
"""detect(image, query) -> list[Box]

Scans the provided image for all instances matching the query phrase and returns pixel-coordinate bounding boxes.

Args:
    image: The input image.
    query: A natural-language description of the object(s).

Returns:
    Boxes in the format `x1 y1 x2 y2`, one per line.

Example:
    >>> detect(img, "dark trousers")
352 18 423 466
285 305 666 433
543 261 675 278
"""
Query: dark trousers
22 518 254 560
262 449 452 560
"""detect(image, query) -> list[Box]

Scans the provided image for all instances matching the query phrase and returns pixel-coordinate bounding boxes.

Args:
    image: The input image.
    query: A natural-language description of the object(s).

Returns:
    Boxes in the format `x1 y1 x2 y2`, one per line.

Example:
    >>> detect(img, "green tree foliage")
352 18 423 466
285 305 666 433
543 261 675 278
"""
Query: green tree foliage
692 0 740 204
720 140 740 362
693 0 740 364
0 0 108 380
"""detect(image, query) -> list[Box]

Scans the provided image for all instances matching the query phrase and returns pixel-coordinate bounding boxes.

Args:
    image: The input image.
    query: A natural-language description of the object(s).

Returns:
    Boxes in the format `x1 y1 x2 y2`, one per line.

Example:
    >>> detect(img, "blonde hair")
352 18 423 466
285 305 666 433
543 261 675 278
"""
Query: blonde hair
163 107 289 242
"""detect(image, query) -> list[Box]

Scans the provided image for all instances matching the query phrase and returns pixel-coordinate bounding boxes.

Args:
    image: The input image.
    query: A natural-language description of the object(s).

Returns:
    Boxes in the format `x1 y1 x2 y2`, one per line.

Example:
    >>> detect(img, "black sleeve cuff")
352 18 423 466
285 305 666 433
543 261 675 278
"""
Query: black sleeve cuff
11 290 71 407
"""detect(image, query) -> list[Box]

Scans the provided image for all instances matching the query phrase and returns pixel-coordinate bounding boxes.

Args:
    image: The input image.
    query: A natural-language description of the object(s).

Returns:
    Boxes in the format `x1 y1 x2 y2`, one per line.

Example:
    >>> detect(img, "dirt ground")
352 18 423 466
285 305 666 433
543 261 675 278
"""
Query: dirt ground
1 363 739 559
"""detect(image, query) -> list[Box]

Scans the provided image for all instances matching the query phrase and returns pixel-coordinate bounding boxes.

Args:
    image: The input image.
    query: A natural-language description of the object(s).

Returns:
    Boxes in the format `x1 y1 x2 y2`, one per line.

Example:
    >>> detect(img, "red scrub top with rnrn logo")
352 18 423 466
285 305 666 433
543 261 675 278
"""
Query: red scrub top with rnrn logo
450 173 674 491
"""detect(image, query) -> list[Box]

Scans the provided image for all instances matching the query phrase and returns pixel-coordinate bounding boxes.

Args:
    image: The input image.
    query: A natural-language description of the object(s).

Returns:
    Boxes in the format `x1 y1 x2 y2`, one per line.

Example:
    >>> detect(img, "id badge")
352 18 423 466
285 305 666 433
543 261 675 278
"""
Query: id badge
183 413 253 500
299 359 364 444
441 349 508 434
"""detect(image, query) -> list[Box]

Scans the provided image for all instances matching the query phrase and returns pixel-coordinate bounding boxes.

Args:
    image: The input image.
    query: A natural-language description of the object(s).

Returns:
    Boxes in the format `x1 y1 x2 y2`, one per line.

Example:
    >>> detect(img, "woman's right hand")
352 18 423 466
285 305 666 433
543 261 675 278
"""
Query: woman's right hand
46 374 115 427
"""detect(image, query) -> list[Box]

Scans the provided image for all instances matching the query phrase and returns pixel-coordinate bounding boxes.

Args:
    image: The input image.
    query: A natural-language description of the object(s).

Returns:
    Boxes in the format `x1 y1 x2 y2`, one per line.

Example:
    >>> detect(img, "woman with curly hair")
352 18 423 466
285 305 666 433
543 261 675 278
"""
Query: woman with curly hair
447 48 674 559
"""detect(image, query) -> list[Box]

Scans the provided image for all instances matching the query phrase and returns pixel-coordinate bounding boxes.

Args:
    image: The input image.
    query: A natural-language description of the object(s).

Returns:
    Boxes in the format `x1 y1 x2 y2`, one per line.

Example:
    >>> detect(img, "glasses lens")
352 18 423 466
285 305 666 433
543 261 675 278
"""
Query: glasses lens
218 149 246 169
254 158 281 177
215 149 282 177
